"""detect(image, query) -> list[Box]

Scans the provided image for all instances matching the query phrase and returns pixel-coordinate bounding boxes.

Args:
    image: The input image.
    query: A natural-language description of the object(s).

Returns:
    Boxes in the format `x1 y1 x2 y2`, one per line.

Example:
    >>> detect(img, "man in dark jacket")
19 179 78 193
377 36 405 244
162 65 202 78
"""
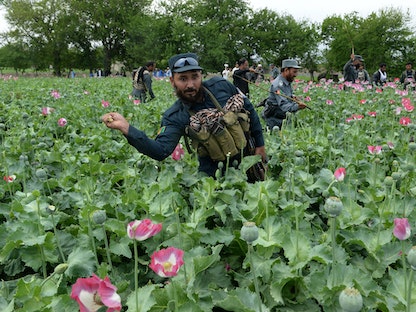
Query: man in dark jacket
131 61 156 103
343 54 364 82
232 58 255 98
102 53 266 178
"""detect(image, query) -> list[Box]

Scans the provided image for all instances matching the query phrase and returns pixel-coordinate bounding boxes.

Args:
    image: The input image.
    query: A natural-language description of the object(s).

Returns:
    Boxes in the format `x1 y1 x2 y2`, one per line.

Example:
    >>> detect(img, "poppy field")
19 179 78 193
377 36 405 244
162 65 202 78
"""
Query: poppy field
0 74 415 312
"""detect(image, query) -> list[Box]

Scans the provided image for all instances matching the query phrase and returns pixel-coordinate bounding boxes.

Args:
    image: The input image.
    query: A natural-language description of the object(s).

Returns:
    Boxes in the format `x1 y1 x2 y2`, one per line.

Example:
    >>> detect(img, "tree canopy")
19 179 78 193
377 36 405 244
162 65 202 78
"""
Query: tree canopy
0 0 415 78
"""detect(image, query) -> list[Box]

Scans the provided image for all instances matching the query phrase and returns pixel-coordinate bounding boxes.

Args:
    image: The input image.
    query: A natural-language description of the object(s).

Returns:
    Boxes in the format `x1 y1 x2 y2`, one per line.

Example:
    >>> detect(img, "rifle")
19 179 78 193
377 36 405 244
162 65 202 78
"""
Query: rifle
236 75 312 110
244 131 266 183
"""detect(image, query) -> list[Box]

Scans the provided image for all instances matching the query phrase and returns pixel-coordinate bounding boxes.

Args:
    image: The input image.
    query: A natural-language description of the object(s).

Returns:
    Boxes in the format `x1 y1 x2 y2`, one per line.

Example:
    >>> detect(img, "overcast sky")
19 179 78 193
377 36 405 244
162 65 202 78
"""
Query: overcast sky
249 0 416 25
1 1 416 32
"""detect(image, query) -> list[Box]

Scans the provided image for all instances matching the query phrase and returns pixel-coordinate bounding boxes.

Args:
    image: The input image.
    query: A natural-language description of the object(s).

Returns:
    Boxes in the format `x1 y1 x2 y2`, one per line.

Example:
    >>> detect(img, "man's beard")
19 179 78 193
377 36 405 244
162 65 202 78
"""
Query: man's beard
174 86 204 103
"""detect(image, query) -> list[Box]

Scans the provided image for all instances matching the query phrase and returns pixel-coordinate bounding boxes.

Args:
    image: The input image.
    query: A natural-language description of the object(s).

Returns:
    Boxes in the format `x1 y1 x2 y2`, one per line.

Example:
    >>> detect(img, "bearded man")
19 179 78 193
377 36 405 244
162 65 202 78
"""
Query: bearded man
102 53 266 178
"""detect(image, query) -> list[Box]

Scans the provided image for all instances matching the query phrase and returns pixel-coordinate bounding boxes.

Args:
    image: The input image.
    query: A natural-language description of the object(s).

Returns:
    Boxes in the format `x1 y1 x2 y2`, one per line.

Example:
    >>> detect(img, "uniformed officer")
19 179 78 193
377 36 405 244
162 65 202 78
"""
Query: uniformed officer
261 59 308 130
102 52 266 178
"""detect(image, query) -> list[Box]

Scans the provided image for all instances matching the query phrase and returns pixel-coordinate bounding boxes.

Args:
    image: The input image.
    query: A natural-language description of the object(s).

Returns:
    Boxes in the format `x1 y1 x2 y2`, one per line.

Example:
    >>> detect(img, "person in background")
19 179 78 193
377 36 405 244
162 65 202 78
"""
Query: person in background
261 59 308 130
357 64 370 83
269 63 280 81
233 58 255 98
400 62 415 90
343 54 364 82
222 64 230 80
131 61 156 103
372 63 387 86
255 64 264 83
102 52 266 178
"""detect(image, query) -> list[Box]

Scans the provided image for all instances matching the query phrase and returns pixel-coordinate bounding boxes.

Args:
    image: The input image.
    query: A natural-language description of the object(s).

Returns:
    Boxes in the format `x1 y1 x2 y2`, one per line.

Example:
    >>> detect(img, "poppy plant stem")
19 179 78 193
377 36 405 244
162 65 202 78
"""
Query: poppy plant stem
35 197 47 278
248 244 262 312
330 217 337 272
51 213 66 262
102 224 112 269
133 239 139 312
407 269 414 312
175 207 187 282
402 241 408 300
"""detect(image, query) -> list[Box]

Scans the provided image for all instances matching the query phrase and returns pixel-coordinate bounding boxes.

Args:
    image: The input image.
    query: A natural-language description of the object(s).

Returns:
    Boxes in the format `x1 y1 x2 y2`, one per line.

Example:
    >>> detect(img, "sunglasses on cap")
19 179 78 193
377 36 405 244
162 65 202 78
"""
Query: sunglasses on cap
173 57 199 69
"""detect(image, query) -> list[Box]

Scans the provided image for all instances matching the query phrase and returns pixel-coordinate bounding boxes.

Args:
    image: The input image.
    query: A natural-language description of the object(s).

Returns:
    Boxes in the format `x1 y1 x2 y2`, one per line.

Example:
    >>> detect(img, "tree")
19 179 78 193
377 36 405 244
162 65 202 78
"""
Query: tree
4 0 73 75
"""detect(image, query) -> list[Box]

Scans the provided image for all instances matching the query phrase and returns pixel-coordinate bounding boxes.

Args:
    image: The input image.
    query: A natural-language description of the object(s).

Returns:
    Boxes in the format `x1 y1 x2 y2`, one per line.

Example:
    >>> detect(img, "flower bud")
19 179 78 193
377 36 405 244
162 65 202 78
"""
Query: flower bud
409 142 416 151
240 222 259 244
391 172 401 181
54 263 68 274
92 210 107 224
339 287 363 312
294 150 304 157
407 246 416 270
35 168 48 180
324 196 343 217
383 176 394 187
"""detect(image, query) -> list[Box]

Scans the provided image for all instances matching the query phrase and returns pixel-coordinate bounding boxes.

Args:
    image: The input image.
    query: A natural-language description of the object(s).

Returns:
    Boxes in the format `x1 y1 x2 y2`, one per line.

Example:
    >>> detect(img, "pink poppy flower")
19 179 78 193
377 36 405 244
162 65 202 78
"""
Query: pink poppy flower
304 96 311 102
101 100 110 108
71 274 122 312
57 118 67 127
393 218 411 240
387 141 395 149
375 88 383 93
84 90 90 95
368 146 382 154
149 247 184 278
359 99 367 104
402 97 411 106
127 219 162 241
326 99 333 105
389 99 396 104
334 167 346 182
400 117 411 126
133 99 140 105
3 175 16 183
352 114 364 120
368 111 377 117
41 107 55 116
50 90 61 99
171 144 185 161
395 107 402 115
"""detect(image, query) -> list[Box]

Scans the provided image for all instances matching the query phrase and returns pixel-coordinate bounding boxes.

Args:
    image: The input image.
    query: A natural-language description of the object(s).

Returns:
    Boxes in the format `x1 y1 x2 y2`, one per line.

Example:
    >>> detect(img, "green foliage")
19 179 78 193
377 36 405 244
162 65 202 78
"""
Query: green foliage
0 75 415 311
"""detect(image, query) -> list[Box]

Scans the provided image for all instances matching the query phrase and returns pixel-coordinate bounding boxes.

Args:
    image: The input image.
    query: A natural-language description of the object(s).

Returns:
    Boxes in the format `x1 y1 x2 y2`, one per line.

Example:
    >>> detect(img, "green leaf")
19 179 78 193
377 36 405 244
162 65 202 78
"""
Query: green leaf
126 284 157 312
110 237 132 258
66 247 96 278
281 231 312 269
193 245 223 276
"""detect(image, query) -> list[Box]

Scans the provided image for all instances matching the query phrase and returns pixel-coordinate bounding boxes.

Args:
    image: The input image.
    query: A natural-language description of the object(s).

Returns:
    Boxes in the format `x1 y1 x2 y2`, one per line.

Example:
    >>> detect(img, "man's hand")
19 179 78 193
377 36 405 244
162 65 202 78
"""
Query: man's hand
101 112 130 135
298 102 309 110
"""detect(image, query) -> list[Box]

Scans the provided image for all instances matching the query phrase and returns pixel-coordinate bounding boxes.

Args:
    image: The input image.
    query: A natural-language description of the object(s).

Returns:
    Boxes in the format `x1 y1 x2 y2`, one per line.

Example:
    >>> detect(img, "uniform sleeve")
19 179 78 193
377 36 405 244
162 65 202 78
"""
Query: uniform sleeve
243 98 264 147
270 81 299 112
124 117 184 161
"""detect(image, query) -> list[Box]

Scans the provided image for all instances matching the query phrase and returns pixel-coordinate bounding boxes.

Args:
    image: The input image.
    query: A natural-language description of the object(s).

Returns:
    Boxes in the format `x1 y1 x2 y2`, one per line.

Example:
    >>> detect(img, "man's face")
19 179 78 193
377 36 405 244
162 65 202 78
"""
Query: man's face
406 64 412 70
283 68 298 82
170 70 203 103
240 61 249 69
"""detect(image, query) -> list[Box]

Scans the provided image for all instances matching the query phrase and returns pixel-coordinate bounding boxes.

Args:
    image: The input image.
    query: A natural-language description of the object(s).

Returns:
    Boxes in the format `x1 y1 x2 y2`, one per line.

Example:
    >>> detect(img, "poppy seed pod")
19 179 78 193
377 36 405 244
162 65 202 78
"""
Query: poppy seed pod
240 222 259 243
324 196 343 217
339 287 363 312
407 246 416 270
92 210 107 224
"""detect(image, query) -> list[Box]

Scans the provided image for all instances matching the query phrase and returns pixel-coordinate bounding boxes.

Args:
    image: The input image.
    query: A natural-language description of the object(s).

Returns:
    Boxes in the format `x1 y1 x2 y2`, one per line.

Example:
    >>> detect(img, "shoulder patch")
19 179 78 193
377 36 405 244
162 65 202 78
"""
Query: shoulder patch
157 126 166 136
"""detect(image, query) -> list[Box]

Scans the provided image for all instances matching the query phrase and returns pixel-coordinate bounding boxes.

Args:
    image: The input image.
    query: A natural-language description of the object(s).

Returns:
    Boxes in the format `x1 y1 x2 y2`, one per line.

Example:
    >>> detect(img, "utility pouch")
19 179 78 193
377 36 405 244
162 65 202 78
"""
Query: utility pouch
186 126 225 161
222 111 247 150
211 121 239 157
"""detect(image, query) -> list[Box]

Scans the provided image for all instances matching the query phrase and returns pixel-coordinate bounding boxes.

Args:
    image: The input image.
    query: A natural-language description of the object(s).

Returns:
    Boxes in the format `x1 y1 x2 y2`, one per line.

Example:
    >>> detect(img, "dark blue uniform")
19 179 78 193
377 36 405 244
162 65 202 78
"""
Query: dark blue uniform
125 76 264 177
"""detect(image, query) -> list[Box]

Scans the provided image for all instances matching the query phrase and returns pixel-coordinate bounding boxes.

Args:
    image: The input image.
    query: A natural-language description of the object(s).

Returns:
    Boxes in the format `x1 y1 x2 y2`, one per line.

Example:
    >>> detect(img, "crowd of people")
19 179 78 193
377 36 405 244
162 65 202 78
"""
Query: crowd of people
104 52 415 181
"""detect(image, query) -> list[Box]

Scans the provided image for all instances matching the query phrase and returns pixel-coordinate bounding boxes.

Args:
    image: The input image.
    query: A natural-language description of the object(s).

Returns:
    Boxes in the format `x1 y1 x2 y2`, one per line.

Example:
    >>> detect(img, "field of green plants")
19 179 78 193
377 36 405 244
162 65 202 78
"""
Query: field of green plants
0 74 415 312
